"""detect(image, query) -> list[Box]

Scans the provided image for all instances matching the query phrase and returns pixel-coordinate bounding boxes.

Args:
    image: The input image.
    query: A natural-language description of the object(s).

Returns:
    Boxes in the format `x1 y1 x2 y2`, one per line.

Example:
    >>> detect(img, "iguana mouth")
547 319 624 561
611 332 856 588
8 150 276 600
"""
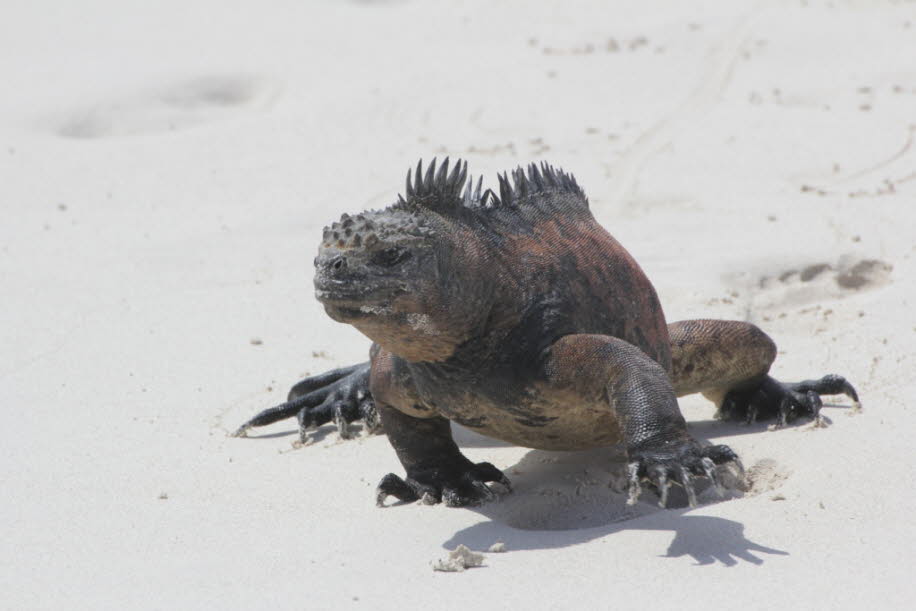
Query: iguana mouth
314 281 407 307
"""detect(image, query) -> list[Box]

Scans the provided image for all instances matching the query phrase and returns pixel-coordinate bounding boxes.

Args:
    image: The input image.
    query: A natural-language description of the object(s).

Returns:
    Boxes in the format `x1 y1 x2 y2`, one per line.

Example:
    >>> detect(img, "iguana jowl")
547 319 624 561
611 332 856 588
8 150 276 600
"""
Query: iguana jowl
234 159 858 508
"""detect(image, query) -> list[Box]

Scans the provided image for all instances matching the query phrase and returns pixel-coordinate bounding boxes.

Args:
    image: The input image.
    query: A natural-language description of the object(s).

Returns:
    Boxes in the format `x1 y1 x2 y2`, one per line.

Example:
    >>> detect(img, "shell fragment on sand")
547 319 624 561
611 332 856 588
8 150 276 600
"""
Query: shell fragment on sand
431 545 486 572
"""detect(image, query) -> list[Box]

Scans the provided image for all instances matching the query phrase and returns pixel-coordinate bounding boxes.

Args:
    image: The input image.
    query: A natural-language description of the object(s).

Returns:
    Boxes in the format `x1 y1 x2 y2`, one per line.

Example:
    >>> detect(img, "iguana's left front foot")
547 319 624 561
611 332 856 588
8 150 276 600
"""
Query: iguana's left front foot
626 437 740 508
376 460 511 508
719 374 859 427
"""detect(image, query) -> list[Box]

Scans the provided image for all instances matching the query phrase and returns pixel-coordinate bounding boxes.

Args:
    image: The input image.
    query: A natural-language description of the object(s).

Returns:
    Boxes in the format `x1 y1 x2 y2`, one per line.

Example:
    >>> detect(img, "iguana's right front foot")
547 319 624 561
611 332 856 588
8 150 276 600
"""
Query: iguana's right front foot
376 459 511 508
626 436 740 508
232 362 380 441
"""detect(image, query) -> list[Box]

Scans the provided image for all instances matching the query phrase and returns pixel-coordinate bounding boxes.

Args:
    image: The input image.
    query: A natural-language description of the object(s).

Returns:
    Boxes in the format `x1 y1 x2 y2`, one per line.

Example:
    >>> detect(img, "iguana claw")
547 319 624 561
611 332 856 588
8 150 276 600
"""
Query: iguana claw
375 460 511 508
721 374 859 427
232 362 379 442
626 439 739 508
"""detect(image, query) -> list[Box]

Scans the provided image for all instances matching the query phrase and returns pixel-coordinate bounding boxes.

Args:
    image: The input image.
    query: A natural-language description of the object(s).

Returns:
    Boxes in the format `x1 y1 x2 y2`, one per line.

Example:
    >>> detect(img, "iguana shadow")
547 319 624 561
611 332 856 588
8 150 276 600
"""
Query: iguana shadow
443 443 788 566
444 511 788 566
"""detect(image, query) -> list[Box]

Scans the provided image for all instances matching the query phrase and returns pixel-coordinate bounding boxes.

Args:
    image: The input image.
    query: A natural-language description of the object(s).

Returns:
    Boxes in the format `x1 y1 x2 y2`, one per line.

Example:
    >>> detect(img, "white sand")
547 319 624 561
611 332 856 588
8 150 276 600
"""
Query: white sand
2 0 915 608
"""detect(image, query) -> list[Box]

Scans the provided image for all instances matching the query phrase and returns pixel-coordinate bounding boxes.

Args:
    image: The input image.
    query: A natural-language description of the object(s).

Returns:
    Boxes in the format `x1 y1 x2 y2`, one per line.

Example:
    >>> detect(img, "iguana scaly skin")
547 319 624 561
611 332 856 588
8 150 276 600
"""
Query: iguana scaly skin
234 159 859 508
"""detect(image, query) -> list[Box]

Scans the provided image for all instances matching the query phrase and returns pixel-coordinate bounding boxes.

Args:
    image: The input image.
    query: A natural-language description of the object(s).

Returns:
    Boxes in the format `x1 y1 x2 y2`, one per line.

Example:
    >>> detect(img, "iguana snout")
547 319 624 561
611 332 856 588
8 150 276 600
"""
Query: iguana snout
313 210 439 320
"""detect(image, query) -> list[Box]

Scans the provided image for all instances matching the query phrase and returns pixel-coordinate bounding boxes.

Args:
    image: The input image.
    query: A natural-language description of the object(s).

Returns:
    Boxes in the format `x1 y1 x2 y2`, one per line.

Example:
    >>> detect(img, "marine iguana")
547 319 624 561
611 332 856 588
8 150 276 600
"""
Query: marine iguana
233 159 859 508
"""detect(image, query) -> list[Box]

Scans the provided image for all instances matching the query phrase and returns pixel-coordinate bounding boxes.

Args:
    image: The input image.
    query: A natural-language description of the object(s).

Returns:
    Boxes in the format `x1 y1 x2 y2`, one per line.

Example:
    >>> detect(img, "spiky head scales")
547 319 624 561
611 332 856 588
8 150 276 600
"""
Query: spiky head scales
393 157 588 221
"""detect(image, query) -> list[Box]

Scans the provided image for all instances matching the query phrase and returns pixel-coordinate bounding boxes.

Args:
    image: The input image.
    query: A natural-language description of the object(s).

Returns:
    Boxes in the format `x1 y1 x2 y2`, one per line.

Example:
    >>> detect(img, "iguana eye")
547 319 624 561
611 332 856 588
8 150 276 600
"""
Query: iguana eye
371 247 412 267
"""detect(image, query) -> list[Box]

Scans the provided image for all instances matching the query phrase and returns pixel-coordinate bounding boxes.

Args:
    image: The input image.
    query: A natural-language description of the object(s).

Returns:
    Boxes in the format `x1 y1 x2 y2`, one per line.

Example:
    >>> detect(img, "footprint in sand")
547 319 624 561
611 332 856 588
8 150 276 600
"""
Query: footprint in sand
753 256 893 310
57 75 278 139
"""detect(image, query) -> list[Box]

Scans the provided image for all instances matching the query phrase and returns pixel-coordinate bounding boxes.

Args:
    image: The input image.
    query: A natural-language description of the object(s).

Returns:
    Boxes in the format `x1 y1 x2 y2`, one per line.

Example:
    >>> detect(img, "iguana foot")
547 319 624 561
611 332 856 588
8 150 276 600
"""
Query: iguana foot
719 374 859 428
232 362 380 441
626 438 740 508
376 460 511 508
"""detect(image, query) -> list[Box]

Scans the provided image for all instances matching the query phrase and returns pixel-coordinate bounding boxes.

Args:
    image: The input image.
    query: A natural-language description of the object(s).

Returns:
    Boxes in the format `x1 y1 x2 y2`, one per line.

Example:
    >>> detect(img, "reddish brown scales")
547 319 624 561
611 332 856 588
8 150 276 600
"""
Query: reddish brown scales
233 157 857 509
510 213 672 372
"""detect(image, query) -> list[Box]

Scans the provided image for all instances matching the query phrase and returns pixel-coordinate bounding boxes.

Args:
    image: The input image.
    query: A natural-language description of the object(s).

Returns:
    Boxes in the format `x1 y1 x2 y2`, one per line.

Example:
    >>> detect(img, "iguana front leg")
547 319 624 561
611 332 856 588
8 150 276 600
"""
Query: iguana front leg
374 406 511 507
369 345 510 507
546 335 740 508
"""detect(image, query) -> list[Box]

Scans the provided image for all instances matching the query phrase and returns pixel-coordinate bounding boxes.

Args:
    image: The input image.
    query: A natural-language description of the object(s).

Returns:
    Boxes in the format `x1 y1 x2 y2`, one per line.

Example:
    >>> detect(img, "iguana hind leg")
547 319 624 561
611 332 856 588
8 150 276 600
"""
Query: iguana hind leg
232 362 380 441
720 374 859 427
668 319 859 427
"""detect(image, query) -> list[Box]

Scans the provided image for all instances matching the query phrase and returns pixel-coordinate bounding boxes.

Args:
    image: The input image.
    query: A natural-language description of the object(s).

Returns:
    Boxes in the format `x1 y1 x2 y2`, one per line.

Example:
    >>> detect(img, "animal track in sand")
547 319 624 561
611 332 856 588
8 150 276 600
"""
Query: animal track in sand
56 75 278 139
743 459 791 497
752 257 893 312
796 125 916 198
603 9 760 210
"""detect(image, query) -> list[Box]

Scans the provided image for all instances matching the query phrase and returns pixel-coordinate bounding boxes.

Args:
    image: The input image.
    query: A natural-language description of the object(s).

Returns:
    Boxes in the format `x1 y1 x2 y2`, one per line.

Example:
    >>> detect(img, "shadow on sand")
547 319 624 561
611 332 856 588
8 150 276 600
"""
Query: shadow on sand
445 510 788 566
440 442 788 566
243 413 790 566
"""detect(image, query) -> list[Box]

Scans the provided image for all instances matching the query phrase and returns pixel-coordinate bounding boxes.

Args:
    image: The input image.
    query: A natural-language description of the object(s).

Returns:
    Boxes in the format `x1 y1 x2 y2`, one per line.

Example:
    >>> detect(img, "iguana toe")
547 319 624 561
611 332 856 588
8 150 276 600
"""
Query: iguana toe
627 439 741 508
375 461 511 508
720 374 859 427
233 363 379 442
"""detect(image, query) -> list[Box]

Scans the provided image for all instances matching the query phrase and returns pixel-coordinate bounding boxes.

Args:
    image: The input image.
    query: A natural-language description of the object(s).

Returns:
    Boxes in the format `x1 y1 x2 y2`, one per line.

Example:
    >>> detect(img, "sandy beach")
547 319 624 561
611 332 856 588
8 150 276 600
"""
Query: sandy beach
2 1 915 609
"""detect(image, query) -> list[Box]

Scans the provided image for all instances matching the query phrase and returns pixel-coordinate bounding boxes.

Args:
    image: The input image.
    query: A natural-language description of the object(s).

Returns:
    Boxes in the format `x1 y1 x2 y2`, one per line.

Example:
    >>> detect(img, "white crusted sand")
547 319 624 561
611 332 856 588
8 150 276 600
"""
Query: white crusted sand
2 1 915 609
432 544 486 572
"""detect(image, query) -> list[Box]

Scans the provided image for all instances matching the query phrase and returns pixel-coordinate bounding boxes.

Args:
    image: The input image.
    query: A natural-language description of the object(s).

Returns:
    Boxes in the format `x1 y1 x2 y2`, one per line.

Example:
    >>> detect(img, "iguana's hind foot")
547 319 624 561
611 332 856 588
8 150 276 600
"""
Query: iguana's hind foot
718 374 859 428
626 438 741 508
376 460 511 508
232 362 380 441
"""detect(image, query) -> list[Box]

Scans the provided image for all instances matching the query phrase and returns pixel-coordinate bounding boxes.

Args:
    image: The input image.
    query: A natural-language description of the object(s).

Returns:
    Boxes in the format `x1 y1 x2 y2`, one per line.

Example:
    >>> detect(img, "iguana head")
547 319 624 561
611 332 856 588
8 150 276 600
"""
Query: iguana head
314 159 489 362
313 157 587 362
314 208 441 318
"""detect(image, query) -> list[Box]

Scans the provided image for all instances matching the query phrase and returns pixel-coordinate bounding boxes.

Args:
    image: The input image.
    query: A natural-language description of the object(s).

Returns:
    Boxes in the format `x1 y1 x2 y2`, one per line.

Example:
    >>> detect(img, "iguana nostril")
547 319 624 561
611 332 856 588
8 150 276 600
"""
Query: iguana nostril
331 255 347 272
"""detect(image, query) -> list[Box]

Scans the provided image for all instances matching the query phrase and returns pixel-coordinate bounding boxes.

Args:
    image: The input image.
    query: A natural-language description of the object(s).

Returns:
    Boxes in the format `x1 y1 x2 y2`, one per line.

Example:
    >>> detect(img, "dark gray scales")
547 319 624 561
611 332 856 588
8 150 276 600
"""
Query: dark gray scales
234 158 859 509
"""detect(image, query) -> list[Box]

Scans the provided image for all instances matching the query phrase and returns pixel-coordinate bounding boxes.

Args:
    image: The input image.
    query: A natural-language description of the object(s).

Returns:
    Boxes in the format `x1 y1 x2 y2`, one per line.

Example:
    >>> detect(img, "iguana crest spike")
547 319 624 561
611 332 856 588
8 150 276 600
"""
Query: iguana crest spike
236 158 859 515
394 158 586 216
